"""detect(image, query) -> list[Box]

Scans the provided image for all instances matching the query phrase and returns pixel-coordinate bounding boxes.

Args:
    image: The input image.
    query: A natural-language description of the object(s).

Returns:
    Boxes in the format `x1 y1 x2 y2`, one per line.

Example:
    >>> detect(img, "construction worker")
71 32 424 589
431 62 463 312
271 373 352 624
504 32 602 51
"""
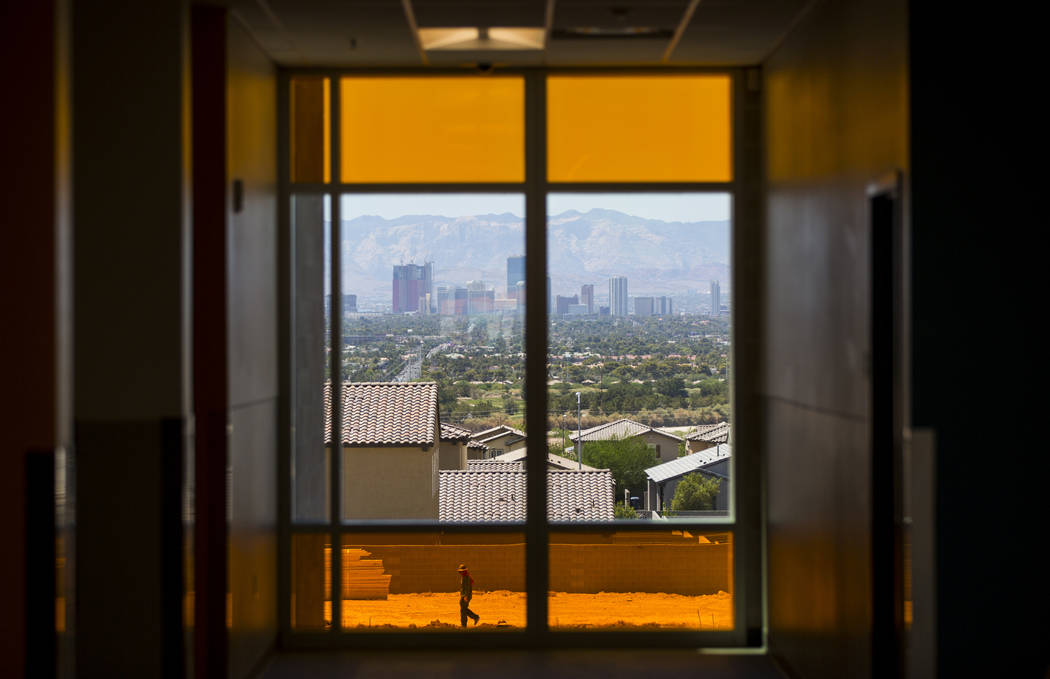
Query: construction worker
457 563 480 627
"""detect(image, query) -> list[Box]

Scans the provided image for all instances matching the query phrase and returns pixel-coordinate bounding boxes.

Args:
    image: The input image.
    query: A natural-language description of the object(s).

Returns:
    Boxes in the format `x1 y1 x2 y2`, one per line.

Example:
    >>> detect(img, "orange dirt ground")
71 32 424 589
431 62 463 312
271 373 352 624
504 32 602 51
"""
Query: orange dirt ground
334 590 733 631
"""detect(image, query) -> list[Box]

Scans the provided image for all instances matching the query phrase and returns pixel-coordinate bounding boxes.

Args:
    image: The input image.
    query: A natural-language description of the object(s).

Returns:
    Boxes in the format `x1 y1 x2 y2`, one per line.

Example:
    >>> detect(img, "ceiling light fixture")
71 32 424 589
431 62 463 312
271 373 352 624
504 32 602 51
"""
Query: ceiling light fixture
418 27 546 51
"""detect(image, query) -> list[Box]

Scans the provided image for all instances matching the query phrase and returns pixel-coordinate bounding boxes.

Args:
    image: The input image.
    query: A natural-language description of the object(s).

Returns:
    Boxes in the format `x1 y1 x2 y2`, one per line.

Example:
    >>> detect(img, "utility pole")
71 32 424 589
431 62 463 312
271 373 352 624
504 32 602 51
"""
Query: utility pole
576 391 582 469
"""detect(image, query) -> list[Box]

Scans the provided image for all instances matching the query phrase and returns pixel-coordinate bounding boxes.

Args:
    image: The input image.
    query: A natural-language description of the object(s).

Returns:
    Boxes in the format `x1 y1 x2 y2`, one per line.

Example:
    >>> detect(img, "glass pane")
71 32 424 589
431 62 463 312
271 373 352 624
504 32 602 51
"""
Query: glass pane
290 77 330 183
340 77 524 183
546 194 732 522
547 75 732 182
549 530 734 630
337 194 526 522
337 531 525 631
292 195 331 523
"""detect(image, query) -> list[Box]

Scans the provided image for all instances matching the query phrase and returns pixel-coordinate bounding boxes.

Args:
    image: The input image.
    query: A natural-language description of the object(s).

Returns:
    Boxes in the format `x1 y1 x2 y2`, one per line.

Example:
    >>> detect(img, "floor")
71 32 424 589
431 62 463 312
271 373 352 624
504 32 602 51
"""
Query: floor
257 650 787 678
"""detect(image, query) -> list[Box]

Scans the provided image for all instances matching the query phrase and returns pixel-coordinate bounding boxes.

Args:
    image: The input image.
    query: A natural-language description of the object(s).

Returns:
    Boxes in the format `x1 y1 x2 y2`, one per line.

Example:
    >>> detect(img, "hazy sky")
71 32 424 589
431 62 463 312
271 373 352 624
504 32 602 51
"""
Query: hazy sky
333 192 731 223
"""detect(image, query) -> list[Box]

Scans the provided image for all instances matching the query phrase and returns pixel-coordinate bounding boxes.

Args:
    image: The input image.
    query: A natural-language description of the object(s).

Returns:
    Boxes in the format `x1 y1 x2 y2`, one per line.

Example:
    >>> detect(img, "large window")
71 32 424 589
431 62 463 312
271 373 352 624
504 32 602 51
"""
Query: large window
282 72 754 646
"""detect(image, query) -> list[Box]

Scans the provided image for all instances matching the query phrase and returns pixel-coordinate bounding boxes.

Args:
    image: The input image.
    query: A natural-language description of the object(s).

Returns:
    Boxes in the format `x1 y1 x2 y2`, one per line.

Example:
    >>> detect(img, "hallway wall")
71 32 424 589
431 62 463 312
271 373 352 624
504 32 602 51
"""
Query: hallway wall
761 0 908 676
226 15 279 679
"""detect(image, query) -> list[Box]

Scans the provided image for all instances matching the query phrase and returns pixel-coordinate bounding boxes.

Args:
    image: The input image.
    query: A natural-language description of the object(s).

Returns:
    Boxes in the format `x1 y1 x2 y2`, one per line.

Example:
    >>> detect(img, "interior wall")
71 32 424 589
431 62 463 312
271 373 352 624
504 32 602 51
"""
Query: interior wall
761 0 908 676
226 15 279 679
1 1 73 676
72 0 192 676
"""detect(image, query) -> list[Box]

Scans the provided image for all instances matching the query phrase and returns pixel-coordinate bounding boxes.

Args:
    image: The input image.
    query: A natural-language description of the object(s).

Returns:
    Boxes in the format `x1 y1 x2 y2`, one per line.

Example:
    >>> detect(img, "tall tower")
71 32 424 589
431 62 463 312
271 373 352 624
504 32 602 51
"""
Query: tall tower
710 280 721 317
608 276 628 316
392 263 426 313
580 284 594 314
506 255 525 297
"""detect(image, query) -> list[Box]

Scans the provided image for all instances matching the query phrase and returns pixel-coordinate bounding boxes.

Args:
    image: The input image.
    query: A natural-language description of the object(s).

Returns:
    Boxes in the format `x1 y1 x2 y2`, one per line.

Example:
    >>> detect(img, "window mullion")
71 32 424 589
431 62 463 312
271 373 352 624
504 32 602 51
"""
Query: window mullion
328 80 342 636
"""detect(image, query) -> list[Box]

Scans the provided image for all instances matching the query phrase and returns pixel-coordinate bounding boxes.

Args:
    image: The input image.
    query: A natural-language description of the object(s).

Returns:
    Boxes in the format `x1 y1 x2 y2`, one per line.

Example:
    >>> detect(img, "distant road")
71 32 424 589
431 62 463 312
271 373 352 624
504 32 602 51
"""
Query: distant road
394 341 451 382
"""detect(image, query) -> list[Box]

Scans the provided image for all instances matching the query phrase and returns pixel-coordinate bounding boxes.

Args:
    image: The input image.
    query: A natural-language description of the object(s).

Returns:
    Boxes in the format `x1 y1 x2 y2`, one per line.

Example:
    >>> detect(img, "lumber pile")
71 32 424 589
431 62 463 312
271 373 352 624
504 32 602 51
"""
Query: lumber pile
342 548 391 600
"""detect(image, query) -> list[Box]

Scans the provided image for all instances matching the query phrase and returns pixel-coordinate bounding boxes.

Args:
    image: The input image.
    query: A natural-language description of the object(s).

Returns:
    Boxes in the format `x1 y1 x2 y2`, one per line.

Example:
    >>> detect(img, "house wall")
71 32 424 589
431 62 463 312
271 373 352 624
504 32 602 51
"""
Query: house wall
343 446 440 519
638 431 682 463
687 439 716 454
762 0 908 676
438 441 467 470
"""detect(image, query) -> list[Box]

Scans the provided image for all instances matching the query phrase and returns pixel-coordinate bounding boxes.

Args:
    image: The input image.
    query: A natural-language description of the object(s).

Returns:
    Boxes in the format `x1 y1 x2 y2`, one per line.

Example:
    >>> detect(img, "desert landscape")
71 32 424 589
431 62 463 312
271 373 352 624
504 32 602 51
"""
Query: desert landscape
328 590 733 631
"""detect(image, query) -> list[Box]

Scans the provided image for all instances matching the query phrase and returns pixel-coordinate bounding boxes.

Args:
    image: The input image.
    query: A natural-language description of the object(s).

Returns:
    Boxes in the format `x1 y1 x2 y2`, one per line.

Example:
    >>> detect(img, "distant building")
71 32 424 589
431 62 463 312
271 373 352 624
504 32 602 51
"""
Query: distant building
657 296 672 315
710 280 721 317
466 281 494 314
686 422 731 453
571 418 685 464
346 294 358 313
609 276 628 316
392 262 433 313
634 296 654 317
644 444 731 513
598 305 610 316
580 284 594 314
506 255 525 297
470 425 526 458
515 281 525 310
567 304 588 315
555 294 578 315
547 276 552 315
437 286 468 316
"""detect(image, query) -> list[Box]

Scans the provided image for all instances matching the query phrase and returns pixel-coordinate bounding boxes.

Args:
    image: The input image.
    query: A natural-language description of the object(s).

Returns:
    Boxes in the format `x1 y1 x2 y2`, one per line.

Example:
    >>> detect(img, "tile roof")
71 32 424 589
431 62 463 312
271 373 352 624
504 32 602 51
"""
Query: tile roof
324 382 438 447
466 460 524 472
644 444 732 484
686 422 731 445
470 425 525 441
467 439 489 451
439 469 615 523
489 448 598 471
440 421 473 442
572 418 684 443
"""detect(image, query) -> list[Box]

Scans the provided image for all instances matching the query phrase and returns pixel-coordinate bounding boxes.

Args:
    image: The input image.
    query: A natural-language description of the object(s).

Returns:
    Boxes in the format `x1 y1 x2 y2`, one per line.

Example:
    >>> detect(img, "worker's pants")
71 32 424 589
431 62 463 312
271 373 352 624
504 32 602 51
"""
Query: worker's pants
460 597 479 627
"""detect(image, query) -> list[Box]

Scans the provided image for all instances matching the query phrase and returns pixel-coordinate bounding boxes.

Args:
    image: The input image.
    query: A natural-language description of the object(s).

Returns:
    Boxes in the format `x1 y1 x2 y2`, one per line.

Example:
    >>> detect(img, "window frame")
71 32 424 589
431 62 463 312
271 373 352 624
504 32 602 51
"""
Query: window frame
277 67 763 650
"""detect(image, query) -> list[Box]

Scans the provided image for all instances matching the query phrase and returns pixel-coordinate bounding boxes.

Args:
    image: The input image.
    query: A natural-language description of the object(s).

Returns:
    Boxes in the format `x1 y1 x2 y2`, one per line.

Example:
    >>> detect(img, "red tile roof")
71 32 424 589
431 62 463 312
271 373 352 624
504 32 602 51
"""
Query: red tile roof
324 382 438 447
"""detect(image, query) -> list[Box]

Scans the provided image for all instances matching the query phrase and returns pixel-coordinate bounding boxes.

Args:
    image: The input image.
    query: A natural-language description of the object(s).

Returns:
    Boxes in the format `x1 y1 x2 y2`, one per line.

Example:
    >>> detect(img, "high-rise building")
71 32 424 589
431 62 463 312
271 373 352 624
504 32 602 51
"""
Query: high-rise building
634 296 654 317
555 294 578 315
656 296 671 315
580 284 594 314
392 263 427 313
609 276 628 316
466 280 494 315
711 280 721 317
346 294 357 313
506 256 525 297
547 276 552 315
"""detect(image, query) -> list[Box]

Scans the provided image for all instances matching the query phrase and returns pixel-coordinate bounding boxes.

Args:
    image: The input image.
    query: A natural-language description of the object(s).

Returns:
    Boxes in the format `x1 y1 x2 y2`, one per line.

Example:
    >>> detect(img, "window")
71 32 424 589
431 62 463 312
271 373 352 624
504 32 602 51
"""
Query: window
282 71 756 646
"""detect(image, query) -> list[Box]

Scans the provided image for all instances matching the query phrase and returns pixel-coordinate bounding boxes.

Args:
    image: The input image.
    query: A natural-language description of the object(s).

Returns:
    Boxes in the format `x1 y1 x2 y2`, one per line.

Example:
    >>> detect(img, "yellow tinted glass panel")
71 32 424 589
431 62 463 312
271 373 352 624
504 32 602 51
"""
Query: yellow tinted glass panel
290 77 330 183
547 75 732 182
340 77 524 183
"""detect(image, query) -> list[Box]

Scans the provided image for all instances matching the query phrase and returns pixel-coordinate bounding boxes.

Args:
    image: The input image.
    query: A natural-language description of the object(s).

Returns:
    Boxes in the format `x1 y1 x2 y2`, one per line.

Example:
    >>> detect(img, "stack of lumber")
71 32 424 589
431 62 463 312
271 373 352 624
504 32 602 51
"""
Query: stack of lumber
342 548 391 600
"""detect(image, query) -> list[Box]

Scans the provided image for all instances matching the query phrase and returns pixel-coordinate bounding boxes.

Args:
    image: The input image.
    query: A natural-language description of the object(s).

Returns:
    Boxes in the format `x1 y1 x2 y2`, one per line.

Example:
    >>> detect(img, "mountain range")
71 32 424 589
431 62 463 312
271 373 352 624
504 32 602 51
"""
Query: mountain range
338 208 729 302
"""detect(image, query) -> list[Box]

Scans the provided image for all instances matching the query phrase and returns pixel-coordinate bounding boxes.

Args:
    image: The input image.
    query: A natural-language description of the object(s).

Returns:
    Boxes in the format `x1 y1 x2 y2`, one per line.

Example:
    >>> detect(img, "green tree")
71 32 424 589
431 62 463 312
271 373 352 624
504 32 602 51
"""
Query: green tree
670 473 722 511
614 501 638 519
582 436 657 500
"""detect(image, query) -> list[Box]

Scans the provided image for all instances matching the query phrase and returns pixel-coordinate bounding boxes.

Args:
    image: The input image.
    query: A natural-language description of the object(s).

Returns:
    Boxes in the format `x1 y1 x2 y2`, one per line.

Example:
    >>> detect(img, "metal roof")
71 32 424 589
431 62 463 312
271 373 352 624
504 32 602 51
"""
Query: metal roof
644 444 732 484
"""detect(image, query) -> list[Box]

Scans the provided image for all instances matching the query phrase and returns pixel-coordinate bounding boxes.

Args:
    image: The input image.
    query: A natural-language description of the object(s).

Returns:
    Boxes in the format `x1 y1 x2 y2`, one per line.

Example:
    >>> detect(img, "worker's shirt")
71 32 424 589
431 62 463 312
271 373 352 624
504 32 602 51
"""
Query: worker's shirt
460 575 472 600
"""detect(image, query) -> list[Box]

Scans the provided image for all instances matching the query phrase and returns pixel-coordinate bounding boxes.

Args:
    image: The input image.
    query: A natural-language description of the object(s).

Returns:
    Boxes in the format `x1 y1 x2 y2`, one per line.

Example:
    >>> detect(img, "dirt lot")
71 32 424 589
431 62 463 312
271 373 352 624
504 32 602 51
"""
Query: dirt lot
334 590 733 631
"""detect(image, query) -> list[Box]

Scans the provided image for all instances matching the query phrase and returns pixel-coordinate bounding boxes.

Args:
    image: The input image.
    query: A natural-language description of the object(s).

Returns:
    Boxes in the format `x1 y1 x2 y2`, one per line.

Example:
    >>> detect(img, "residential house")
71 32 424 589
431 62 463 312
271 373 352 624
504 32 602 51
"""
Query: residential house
486 448 599 471
644 444 732 514
572 418 685 463
438 421 472 470
470 425 526 458
686 421 731 453
326 382 441 520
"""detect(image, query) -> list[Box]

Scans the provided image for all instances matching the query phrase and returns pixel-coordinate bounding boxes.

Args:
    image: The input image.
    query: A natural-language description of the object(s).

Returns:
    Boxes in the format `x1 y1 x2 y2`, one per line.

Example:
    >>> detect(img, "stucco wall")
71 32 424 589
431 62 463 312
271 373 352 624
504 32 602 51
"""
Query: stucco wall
342 446 439 519
438 441 467 470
